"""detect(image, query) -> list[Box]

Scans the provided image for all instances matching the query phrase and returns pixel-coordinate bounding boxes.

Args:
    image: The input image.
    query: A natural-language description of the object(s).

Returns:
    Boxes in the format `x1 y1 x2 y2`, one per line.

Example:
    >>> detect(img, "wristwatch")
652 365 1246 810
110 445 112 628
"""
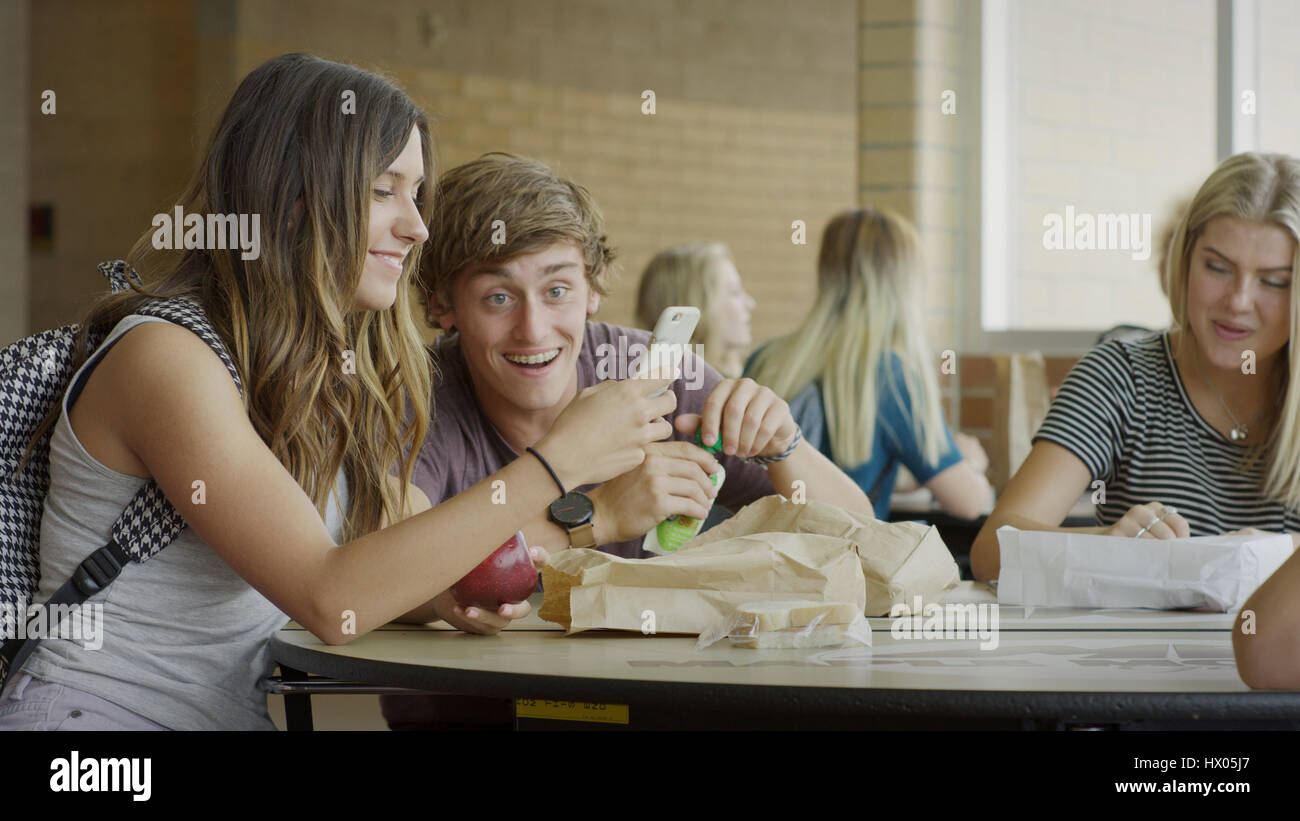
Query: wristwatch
548 491 597 549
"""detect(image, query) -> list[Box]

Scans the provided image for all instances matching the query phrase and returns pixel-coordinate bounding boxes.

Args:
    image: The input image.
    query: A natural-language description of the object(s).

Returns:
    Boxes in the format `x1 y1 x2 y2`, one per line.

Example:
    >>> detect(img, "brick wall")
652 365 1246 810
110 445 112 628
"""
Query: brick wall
858 0 968 432
1 0 27 344
25 0 197 337
231 0 859 345
22 0 858 351
859 0 963 354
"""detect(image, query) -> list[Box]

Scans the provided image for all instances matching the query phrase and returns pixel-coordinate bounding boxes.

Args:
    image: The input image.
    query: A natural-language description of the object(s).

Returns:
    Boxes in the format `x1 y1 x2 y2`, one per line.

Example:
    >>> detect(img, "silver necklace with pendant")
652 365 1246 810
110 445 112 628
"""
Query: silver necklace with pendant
1192 341 1259 442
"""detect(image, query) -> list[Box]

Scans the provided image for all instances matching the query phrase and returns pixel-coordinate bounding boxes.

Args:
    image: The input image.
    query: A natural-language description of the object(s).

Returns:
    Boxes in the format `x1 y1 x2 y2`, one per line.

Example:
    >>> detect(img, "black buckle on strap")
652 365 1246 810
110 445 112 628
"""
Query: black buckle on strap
71 543 126 598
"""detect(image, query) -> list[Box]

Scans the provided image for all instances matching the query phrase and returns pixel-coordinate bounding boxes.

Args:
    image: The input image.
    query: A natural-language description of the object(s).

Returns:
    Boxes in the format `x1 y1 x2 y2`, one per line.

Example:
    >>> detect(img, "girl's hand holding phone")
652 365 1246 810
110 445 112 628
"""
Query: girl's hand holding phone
535 377 677 490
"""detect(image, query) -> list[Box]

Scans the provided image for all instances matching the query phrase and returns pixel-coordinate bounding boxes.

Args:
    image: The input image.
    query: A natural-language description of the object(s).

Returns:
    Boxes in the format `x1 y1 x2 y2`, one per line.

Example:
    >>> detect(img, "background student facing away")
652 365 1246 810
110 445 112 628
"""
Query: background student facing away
745 206 992 521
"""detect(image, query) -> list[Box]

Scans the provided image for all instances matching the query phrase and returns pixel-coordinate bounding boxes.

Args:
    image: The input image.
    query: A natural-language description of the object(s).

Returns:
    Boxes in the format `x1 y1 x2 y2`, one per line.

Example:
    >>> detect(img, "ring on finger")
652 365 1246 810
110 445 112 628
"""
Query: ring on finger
1134 515 1161 538
1134 507 1175 539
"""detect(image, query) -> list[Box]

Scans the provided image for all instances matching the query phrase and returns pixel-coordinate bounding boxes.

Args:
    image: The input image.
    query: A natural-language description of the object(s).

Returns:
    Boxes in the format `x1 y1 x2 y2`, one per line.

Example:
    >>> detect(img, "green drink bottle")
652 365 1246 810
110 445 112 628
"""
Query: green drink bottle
642 427 726 555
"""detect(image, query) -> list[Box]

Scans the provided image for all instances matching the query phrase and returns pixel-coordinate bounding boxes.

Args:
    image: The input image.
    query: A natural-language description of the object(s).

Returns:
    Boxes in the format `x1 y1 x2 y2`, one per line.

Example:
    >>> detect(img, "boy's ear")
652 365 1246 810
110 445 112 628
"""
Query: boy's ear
430 294 456 332
436 312 456 333
587 276 601 315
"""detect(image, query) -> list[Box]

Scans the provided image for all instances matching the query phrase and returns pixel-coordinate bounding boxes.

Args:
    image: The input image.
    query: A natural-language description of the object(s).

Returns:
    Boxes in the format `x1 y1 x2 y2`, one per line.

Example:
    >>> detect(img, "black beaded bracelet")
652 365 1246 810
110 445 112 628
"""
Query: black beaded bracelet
526 446 566 496
745 426 803 466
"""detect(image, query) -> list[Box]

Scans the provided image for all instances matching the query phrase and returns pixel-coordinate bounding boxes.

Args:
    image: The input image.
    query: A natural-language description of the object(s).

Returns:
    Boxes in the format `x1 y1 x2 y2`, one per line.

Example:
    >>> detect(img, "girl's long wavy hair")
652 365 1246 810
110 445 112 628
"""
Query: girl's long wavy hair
25 53 434 542
747 207 945 468
1166 152 1300 510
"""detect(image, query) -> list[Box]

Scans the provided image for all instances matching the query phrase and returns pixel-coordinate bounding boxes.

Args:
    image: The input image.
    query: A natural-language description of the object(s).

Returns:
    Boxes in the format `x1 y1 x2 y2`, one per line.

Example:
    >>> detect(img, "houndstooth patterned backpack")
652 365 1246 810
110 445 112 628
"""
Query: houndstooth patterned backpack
0 260 243 691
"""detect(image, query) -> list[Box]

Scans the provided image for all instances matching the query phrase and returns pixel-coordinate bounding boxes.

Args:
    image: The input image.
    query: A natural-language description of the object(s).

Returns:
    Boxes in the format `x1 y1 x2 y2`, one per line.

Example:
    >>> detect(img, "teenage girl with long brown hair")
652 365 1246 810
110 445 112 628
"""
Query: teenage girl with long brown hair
0 53 671 730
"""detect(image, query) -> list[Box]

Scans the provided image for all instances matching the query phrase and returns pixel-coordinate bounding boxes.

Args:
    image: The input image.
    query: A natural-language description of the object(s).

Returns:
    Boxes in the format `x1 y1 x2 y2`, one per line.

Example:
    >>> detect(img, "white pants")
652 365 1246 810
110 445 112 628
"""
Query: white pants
0 672 168 731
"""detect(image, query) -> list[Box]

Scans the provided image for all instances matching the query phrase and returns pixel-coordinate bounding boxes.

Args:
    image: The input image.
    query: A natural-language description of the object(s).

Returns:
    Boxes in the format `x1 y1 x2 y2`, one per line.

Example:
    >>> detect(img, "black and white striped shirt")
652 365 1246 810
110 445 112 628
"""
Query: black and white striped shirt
1034 331 1300 535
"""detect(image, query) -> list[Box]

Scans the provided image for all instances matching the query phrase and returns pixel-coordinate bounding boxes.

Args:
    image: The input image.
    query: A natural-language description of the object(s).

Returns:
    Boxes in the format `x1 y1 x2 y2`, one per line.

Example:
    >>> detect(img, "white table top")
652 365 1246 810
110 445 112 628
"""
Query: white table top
272 584 1260 696
276 626 1256 694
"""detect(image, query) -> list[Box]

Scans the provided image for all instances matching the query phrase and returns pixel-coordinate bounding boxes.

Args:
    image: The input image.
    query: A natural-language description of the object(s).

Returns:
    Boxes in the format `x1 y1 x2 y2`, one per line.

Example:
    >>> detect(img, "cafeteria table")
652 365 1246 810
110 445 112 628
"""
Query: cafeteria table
267 583 1300 730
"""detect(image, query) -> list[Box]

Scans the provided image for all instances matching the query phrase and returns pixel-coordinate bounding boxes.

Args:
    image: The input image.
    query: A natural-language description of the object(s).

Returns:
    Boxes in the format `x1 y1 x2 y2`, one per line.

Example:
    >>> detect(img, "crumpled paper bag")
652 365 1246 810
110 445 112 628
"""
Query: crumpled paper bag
995 526 1294 611
540 532 866 634
685 496 959 617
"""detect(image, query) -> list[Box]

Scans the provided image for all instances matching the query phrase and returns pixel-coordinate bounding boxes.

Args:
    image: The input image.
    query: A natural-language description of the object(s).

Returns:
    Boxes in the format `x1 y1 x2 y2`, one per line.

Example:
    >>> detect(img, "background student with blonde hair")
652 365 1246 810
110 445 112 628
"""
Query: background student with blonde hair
635 242 756 378
971 152 1300 582
745 206 991 520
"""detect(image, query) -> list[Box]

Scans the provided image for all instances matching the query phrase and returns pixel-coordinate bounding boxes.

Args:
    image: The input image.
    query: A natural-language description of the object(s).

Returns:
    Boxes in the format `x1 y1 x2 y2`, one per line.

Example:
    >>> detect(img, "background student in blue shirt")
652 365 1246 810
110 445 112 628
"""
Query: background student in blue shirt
746 207 991 520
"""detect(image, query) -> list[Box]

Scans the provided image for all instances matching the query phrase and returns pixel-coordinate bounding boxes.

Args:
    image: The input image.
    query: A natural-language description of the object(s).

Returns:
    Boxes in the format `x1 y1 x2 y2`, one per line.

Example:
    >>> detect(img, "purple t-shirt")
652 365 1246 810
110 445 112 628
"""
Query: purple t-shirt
410 321 775 559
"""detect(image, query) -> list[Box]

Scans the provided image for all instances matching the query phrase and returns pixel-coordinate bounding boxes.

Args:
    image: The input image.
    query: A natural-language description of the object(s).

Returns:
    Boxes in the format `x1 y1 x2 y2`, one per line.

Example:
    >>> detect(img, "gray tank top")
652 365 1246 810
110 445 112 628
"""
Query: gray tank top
22 314 347 730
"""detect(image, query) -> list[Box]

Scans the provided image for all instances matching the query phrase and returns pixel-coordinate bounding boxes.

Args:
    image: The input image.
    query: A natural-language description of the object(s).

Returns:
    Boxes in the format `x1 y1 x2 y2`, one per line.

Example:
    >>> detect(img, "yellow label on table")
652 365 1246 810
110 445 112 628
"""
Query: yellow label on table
515 698 629 724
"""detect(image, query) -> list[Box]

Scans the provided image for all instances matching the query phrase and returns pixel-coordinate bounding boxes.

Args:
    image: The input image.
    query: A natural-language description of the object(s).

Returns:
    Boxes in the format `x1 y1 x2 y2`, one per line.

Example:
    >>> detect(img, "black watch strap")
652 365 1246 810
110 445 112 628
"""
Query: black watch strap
526 446 565 496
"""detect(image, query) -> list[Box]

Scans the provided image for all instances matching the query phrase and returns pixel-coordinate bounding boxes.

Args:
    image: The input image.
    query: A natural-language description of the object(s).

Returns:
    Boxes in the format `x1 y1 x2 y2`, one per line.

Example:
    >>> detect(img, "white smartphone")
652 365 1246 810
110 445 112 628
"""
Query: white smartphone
635 306 700 396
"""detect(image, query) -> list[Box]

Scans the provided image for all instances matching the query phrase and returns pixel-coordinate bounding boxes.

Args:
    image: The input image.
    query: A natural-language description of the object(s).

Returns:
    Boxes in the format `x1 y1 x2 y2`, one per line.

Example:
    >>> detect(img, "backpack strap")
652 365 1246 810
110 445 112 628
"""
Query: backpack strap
1 261 243 692
1 542 129 691
102 259 143 294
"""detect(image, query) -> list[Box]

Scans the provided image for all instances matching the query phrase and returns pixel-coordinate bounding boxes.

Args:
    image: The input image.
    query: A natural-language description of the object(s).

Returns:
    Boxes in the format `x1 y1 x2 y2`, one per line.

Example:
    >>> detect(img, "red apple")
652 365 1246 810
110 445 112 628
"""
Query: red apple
451 531 538 609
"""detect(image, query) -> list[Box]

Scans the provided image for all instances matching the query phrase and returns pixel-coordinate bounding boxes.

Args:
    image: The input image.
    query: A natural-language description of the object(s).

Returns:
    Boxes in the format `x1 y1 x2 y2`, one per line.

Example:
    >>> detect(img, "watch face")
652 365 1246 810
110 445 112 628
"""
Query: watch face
549 491 594 527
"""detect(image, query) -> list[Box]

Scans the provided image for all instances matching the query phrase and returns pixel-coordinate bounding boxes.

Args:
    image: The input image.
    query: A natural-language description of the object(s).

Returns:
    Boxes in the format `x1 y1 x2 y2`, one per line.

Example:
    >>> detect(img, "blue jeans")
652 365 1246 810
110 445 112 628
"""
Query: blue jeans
0 672 168 731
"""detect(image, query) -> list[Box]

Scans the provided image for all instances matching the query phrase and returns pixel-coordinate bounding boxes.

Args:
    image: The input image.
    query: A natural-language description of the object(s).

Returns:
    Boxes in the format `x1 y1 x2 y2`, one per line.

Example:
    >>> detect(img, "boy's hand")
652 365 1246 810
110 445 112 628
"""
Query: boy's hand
685 378 798 459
